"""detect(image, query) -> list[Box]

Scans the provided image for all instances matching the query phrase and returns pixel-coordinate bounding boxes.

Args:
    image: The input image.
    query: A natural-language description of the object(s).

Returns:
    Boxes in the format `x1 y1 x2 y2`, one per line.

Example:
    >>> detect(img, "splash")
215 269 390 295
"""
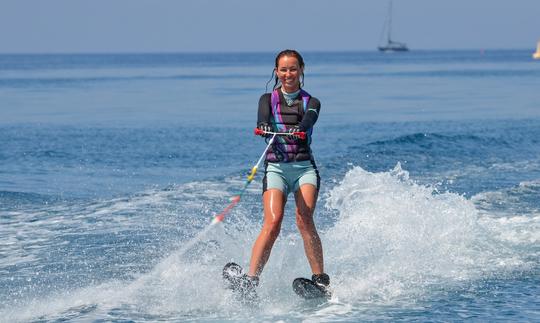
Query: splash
2 164 538 321
323 163 536 302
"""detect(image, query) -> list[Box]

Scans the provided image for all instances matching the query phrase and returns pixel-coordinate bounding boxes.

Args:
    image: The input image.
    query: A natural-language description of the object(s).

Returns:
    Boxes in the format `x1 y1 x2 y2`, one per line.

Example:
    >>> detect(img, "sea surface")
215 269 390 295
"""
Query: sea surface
1 50 539 322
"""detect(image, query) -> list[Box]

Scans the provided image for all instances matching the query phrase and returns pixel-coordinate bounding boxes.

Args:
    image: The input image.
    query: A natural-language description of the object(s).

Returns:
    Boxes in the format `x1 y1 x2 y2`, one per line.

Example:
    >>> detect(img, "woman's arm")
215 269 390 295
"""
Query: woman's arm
299 97 321 131
257 93 272 127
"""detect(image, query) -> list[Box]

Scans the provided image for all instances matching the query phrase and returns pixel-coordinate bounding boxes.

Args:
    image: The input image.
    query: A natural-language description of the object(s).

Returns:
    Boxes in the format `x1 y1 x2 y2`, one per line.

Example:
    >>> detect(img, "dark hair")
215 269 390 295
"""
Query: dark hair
265 49 305 92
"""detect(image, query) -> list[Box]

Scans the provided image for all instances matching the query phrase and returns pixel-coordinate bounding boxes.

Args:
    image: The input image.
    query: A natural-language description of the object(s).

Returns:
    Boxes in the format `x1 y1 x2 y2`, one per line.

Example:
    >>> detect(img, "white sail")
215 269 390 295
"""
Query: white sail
533 41 540 59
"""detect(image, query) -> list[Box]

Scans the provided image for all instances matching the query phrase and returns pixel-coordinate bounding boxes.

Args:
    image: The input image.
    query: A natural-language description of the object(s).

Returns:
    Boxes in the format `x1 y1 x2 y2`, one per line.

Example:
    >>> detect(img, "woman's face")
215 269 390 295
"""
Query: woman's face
275 55 303 93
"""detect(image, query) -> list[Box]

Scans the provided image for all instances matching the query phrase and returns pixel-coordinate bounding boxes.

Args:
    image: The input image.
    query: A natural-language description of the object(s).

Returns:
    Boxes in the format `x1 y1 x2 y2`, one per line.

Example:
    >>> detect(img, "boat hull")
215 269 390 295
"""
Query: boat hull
378 46 409 52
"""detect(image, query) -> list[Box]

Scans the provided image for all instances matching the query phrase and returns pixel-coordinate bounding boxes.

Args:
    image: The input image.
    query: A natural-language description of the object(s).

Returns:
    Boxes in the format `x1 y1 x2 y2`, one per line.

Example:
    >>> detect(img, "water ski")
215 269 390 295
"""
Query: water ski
222 262 259 304
292 276 331 300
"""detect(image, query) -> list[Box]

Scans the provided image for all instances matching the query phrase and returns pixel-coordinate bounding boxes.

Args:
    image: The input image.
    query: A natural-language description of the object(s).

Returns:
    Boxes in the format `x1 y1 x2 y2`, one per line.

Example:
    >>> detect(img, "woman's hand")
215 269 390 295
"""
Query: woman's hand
287 125 302 140
258 123 272 137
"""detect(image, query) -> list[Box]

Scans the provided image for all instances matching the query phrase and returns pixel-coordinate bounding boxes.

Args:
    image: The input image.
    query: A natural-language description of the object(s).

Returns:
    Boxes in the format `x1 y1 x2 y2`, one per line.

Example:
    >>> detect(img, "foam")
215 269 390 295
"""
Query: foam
323 163 537 302
2 165 538 321
472 178 540 216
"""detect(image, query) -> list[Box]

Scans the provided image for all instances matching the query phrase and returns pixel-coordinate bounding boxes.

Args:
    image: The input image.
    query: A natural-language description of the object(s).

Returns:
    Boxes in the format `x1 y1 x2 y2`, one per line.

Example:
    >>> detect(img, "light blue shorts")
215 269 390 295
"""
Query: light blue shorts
262 160 320 195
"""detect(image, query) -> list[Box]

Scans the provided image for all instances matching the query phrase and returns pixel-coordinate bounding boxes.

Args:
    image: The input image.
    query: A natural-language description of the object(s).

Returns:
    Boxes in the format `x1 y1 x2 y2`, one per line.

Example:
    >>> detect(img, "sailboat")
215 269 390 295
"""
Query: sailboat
378 0 409 52
533 41 540 60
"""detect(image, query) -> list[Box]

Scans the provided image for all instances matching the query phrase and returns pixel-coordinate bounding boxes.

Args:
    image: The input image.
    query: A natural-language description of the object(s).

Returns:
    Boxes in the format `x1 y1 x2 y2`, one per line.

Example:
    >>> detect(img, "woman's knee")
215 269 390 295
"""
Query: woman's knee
295 210 315 233
263 218 283 239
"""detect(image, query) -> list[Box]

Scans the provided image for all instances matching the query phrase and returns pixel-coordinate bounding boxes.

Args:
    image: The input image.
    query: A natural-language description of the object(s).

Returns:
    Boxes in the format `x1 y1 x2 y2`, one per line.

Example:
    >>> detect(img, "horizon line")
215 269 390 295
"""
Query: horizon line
0 48 533 56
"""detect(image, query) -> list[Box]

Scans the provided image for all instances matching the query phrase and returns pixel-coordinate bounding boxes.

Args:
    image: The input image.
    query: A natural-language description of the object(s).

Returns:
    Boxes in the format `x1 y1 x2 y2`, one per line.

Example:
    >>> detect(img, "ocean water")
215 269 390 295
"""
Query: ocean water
1 50 539 322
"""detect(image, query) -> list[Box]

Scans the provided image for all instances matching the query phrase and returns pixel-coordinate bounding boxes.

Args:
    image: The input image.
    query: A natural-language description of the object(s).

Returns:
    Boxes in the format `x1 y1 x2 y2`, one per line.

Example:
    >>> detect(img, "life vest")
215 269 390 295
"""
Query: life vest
267 89 313 162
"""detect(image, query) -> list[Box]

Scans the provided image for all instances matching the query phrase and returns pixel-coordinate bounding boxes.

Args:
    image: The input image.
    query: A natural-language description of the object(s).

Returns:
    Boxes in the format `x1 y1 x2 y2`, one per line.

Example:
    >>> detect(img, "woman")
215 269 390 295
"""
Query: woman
240 49 329 297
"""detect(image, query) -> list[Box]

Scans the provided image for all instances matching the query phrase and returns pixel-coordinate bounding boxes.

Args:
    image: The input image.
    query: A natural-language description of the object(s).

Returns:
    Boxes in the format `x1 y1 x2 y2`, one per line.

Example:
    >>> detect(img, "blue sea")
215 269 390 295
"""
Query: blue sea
1 50 539 322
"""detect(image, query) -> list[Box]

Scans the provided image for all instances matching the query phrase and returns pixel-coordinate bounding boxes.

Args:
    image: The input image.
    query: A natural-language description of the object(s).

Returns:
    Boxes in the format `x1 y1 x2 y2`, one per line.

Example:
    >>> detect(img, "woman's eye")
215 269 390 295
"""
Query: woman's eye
279 68 297 73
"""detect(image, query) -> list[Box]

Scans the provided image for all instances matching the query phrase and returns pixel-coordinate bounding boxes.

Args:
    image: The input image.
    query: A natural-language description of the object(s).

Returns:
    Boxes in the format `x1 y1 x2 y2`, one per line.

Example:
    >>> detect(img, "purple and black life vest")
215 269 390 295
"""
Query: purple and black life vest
266 89 313 163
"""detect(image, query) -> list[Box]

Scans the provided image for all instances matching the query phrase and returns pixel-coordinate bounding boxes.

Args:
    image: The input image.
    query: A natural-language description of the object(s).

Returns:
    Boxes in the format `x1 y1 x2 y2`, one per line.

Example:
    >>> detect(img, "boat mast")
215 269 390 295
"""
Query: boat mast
378 0 408 51
387 0 393 44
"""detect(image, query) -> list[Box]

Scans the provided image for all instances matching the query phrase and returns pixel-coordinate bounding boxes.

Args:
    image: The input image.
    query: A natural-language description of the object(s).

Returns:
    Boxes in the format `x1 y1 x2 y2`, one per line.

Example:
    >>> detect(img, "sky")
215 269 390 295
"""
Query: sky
1 0 539 53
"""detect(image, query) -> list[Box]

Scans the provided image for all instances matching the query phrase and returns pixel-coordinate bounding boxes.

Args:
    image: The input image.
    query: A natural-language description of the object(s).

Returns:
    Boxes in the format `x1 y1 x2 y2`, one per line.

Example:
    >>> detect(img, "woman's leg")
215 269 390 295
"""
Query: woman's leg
248 189 286 277
295 184 324 274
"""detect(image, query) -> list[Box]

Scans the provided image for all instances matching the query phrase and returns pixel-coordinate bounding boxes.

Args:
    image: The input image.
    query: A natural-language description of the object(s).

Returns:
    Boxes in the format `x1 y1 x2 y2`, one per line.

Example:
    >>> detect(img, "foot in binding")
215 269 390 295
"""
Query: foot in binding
222 263 259 303
237 274 259 302
312 273 331 298
293 272 332 299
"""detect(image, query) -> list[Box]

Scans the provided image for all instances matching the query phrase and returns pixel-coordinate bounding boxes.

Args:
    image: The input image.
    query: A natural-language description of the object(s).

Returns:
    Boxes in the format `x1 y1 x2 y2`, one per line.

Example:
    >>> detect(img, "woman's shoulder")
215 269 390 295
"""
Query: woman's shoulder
259 92 272 100
307 95 321 108
301 89 319 103
259 92 272 105
308 95 320 103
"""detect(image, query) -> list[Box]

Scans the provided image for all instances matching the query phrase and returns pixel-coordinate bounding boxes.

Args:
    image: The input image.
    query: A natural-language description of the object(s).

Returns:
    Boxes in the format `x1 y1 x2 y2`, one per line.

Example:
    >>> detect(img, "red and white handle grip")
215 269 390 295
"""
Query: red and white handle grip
254 128 306 140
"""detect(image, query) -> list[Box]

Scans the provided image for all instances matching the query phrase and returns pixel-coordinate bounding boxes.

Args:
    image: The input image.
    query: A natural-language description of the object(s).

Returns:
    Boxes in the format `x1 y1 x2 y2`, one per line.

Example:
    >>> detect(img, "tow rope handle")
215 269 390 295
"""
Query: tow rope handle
254 128 306 140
